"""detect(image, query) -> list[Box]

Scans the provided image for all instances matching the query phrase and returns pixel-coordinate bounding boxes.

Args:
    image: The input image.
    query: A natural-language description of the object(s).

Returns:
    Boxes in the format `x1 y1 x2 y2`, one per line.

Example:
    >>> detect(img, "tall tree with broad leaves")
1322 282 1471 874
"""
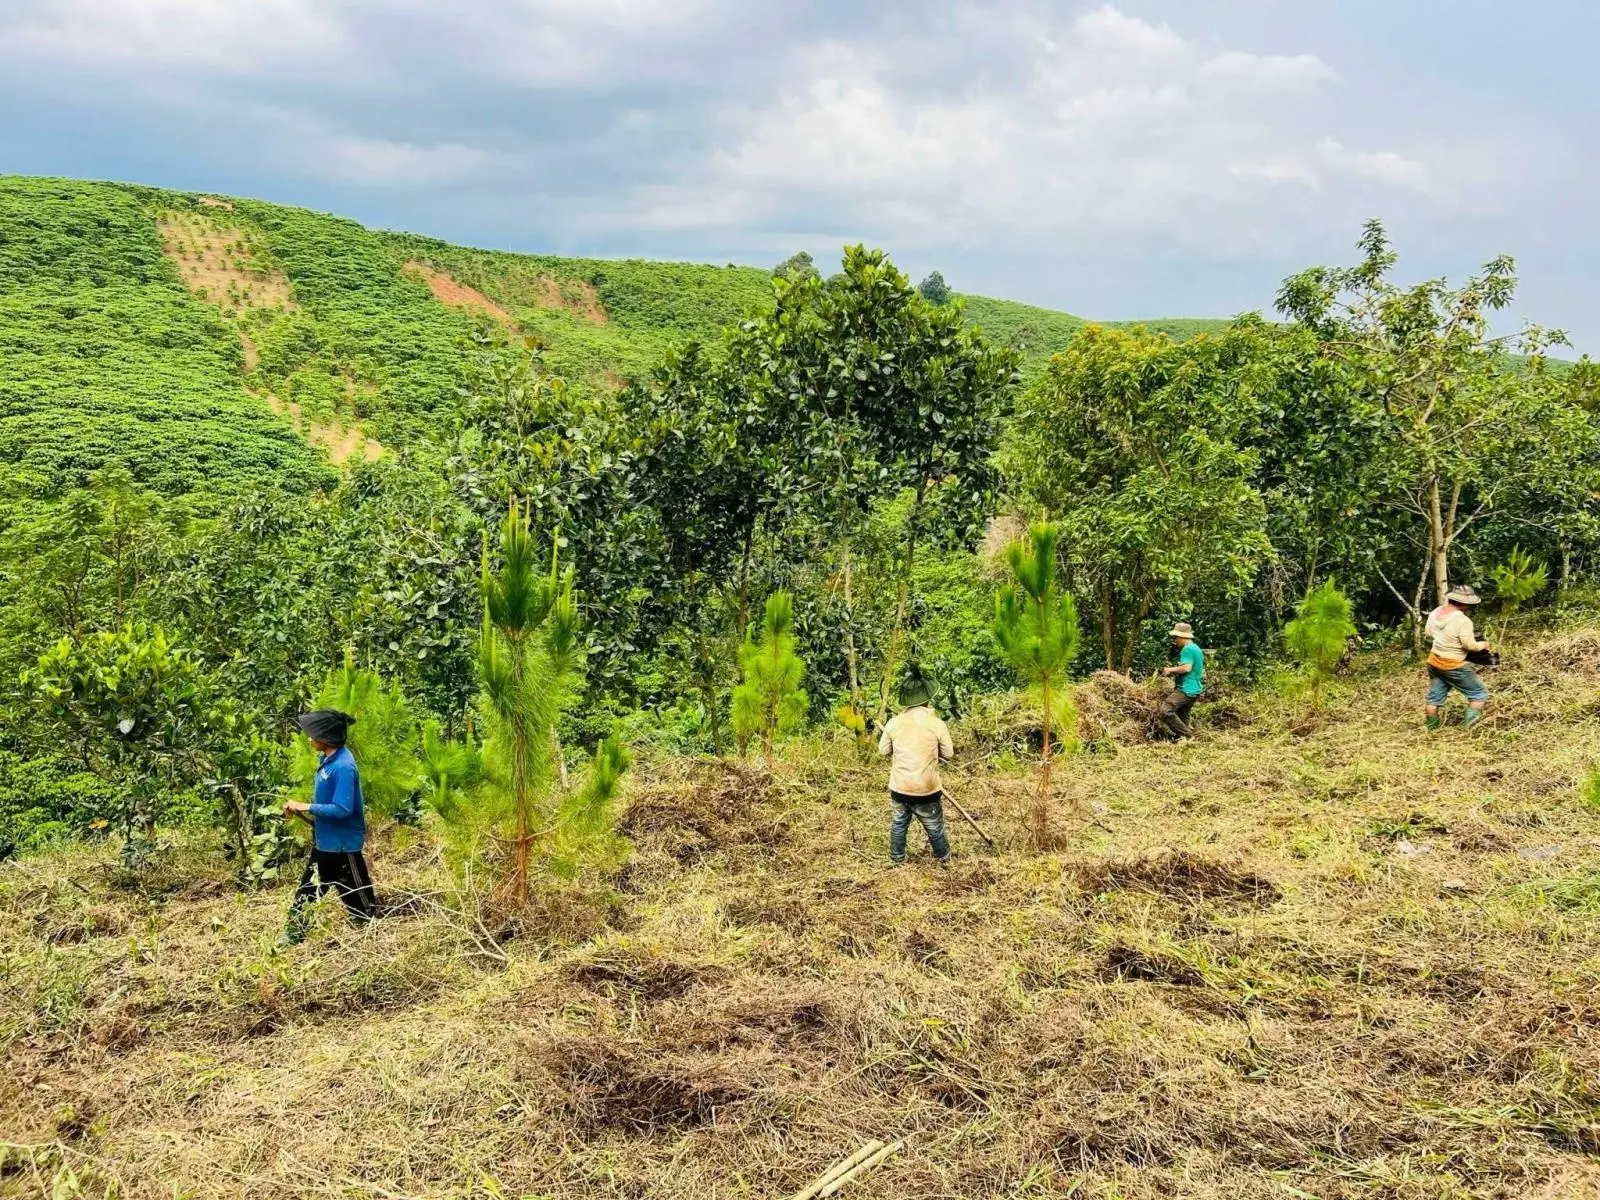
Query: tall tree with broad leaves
1003 323 1273 671
1275 221 1570 647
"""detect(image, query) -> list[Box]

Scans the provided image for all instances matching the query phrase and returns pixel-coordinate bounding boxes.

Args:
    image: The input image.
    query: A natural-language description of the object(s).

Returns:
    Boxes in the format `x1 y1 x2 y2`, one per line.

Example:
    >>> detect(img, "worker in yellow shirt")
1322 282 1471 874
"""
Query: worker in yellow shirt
877 669 954 867
1424 585 1492 731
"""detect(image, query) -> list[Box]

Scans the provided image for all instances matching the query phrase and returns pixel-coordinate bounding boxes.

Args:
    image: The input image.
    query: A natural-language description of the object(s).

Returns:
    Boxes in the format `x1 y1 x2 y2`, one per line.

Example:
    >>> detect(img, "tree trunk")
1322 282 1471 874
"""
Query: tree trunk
509 646 530 900
1118 591 1154 675
877 477 927 726
1409 551 1431 658
841 543 862 713
1099 580 1117 672
1428 476 1449 606
1035 674 1053 849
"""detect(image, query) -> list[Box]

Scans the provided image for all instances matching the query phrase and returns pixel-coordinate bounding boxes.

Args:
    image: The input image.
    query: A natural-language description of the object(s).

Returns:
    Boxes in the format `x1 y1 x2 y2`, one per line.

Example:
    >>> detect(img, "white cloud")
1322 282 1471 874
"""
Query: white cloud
320 135 499 186
675 5 1437 252
250 107 503 186
2 0 340 72
1197 51 1337 91
1318 139 1428 189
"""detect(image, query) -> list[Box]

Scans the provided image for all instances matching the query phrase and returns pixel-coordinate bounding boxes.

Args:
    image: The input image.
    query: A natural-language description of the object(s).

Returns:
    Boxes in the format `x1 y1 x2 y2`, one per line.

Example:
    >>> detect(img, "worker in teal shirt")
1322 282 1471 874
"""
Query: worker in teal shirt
282 709 376 942
1159 621 1206 739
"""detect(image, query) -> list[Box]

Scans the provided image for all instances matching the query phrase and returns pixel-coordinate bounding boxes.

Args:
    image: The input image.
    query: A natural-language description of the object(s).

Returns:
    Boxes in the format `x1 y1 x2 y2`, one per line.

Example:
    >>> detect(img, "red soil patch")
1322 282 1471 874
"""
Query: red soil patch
404 262 516 327
518 272 608 325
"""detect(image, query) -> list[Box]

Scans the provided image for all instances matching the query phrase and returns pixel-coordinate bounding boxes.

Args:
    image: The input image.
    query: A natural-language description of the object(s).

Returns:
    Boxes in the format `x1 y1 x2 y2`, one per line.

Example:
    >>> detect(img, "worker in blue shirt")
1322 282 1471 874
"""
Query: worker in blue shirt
283 708 375 941
1158 621 1206 739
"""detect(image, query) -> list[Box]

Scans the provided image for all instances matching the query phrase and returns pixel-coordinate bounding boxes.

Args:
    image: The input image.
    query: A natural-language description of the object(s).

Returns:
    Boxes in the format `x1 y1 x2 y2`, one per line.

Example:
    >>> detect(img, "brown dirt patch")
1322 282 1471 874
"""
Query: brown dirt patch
1075 849 1283 907
262 392 382 466
158 211 295 314
513 272 608 324
403 262 516 326
195 196 234 210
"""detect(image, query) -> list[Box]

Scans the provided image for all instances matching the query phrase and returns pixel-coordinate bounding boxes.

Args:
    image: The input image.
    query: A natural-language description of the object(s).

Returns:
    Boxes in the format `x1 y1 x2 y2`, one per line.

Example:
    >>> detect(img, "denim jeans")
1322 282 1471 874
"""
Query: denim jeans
890 791 950 862
1427 663 1488 706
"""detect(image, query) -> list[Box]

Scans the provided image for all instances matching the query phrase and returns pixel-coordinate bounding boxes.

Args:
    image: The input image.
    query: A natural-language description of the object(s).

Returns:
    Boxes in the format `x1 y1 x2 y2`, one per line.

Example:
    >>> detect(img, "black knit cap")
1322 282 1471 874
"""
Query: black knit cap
297 709 356 746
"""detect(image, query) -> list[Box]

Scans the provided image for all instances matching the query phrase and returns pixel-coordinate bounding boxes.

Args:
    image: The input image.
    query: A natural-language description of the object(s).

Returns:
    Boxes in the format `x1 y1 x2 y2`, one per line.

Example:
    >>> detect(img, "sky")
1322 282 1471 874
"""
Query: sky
3 0 1596 348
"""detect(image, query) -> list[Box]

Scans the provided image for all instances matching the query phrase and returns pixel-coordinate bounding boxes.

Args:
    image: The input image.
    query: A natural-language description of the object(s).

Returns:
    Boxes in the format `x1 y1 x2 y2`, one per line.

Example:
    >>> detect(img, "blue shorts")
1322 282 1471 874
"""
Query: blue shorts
1427 663 1488 705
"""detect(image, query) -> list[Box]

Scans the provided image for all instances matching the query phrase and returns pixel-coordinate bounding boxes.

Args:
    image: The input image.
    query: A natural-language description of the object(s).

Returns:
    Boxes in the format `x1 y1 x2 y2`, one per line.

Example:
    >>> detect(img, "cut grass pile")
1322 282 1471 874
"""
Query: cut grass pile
3 634 1600 1199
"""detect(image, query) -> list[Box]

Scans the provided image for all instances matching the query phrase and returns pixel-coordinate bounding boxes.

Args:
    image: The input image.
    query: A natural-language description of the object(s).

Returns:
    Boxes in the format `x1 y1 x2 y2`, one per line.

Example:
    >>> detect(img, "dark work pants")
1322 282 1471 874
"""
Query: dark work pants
288 849 376 937
1160 692 1198 739
890 790 951 862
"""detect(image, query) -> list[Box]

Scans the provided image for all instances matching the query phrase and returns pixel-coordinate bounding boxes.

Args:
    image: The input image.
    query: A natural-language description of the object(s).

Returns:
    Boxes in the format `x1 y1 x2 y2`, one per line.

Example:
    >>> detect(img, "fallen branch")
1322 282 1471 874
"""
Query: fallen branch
816 1141 904 1197
787 1140 884 1200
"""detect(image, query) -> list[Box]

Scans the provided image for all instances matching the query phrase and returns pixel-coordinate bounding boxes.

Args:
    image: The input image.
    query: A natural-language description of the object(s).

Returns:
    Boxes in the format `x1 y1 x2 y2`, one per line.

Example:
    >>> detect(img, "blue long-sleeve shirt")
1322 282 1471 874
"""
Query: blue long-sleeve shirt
307 746 365 852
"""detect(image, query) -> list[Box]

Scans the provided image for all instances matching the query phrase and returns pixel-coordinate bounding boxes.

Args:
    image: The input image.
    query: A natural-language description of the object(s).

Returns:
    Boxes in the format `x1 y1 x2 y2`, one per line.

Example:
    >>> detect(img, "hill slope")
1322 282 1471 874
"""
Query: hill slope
4 631 1600 1198
0 176 1234 498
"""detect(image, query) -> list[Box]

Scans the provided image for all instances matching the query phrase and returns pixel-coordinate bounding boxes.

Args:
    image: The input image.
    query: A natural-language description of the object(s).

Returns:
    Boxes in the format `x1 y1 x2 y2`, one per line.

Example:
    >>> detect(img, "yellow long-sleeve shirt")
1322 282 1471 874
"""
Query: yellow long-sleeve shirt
878 705 954 797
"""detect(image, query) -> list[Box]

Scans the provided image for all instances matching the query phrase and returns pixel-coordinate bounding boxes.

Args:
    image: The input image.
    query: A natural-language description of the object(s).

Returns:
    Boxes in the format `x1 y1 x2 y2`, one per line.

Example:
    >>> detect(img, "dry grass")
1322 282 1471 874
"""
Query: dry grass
5 634 1600 1198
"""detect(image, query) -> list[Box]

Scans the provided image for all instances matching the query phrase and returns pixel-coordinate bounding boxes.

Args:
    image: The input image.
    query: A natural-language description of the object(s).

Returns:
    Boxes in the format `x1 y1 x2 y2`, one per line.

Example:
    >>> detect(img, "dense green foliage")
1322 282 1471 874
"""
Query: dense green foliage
2 176 1597 876
0 178 327 498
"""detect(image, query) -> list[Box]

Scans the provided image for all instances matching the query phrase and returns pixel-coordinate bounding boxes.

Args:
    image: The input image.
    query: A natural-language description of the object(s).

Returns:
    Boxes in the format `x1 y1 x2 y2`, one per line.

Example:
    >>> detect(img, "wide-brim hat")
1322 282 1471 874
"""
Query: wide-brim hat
898 667 932 708
1446 585 1482 606
1169 621 1195 639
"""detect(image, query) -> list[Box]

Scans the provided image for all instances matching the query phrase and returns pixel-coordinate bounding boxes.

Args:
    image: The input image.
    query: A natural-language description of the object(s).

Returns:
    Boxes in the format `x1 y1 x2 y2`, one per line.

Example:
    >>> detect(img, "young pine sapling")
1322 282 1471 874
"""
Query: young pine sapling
476 502 629 898
993 523 1080 848
291 647 423 819
731 591 809 767
1491 547 1549 643
1283 580 1357 713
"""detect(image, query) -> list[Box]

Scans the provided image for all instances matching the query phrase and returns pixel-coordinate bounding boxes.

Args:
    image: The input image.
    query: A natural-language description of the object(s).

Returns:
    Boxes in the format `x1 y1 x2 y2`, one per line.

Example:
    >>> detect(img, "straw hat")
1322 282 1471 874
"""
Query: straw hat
1169 621 1195 640
1445 585 1482 606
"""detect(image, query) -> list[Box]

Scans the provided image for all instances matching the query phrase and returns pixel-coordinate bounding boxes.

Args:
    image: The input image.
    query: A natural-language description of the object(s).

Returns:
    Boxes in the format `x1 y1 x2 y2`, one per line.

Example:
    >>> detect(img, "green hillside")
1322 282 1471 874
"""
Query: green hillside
0 175 1235 499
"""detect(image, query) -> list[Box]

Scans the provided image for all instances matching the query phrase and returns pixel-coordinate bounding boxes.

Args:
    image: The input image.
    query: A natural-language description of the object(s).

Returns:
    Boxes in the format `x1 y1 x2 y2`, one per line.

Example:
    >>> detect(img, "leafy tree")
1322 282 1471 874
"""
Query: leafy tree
1282 580 1356 712
1276 221 1568 643
732 591 809 765
1003 324 1272 670
993 523 1080 848
917 271 951 306
21 624 213 864
773 250 819 281
808 248 1017 721
1491 547 1549 641
290 648 423 819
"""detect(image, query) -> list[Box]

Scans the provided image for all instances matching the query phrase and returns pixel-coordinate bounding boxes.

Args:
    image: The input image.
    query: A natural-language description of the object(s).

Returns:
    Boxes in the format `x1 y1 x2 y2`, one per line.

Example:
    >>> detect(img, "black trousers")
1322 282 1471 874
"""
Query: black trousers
1160 692 1198 739
290 849 377 926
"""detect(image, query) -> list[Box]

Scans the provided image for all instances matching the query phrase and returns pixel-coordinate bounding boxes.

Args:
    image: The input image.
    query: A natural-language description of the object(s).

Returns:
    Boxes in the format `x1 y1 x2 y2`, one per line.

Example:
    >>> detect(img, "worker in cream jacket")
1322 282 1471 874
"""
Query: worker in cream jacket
877 668 954 867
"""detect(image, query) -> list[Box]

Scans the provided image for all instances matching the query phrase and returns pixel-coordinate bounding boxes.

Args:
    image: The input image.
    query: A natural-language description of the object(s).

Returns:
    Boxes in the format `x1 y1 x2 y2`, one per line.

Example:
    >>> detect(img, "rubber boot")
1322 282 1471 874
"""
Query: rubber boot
1425 713 1441 733
1462 707 1483 731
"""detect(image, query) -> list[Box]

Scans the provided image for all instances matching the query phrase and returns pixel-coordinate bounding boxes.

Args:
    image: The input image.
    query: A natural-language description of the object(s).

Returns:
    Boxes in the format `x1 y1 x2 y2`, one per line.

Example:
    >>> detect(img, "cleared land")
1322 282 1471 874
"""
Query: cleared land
4 632 1600 1199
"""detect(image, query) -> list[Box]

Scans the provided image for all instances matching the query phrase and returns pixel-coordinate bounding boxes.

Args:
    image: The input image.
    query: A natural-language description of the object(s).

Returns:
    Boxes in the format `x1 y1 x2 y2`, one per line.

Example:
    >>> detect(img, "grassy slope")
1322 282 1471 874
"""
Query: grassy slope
0 175 1237 496
5 630 1599 1198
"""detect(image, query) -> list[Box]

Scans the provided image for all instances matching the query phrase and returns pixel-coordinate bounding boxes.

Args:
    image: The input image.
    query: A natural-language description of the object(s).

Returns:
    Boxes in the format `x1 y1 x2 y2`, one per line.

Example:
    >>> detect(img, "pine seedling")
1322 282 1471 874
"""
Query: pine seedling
1579 767 1600 816
1283 580 1356 713
476 501 584 899
993 522 1080 849
1492 547 1549 643
292 647 422 818
731 591 809 767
